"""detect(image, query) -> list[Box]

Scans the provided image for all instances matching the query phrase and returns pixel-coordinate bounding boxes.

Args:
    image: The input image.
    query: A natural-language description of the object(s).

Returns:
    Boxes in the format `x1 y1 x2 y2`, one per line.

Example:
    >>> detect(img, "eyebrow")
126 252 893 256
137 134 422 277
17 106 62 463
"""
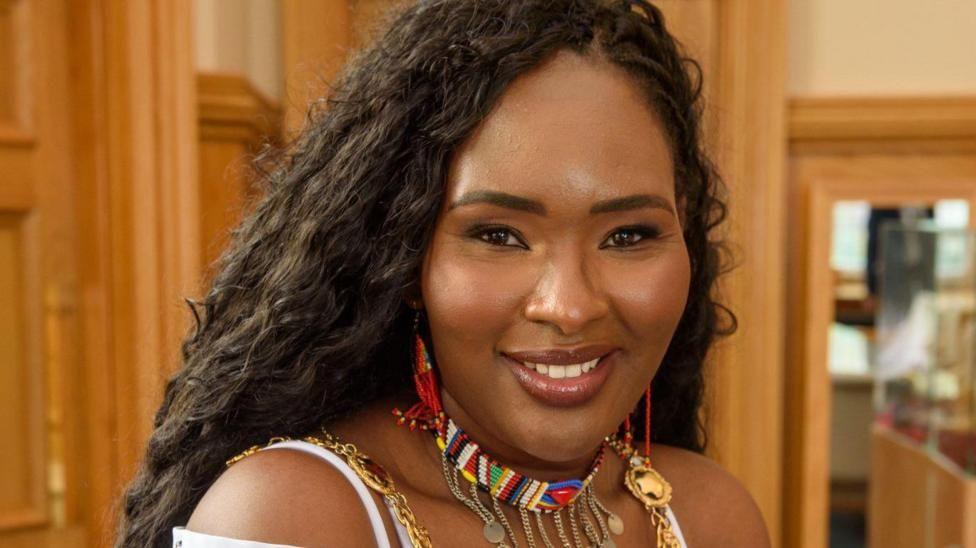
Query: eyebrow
448 190 675 216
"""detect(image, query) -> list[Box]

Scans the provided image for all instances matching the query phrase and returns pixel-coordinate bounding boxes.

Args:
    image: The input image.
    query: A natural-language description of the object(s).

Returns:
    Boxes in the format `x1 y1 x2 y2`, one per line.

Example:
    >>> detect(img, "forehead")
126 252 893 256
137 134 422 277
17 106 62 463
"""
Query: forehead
446 50 675 204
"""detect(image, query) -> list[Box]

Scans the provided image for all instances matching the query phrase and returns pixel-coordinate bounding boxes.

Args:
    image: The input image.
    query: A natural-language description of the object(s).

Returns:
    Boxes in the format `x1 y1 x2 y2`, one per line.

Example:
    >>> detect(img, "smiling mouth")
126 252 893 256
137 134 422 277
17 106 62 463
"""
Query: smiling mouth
501 350 618 407
517 357 604 379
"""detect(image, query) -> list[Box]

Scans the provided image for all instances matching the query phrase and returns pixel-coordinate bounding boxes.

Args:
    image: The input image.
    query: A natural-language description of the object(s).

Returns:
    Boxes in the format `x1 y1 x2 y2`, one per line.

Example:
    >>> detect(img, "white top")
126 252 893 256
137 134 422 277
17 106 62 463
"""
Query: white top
173 440 687 547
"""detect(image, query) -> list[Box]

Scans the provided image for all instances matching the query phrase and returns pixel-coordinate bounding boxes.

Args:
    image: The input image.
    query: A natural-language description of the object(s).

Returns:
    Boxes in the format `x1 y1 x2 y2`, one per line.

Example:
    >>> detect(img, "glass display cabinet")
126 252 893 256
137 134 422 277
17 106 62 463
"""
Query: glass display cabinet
875 220 976 475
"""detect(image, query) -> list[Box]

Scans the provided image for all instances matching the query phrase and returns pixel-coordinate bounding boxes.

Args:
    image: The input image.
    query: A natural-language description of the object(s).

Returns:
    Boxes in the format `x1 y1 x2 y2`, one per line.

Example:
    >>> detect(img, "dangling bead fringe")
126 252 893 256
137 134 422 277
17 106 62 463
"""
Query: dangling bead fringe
440 452 620 548
393 331 446 434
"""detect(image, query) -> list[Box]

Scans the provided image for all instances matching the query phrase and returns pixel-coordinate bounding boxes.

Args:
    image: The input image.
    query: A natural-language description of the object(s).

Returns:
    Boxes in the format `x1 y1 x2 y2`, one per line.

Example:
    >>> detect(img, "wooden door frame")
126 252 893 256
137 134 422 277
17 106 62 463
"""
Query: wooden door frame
785 96 976 548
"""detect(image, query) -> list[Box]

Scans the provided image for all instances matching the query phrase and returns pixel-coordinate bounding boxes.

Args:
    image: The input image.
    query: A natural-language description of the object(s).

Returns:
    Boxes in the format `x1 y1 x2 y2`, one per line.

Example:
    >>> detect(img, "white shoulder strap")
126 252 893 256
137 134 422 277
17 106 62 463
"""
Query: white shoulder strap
665 505 688 547
261 440 393 548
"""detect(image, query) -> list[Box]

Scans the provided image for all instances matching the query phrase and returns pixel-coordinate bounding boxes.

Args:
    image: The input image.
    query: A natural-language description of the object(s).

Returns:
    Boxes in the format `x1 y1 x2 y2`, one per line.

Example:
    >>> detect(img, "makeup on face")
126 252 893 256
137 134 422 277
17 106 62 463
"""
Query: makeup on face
420 50 690 465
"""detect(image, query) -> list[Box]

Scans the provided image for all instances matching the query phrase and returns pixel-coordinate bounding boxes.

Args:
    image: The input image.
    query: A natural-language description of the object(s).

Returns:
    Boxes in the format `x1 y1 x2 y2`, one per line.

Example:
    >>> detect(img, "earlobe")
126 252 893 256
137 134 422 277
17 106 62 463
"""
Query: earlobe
402 285 424 310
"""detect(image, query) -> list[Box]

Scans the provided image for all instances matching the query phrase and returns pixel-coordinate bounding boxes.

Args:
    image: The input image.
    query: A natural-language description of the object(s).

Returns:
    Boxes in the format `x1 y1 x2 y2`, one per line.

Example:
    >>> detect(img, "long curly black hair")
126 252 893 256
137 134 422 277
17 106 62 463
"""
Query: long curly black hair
117 1 734 545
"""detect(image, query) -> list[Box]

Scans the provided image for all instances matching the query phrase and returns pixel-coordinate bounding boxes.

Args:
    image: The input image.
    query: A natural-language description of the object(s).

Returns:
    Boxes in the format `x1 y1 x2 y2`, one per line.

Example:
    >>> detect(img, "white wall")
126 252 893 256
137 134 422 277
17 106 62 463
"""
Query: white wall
789 0 976 96
195 0 283 100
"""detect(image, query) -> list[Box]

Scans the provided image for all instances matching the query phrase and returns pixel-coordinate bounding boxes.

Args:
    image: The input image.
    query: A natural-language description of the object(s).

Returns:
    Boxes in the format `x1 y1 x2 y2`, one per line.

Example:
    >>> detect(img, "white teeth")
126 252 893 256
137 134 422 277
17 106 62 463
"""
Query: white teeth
522 357 602 379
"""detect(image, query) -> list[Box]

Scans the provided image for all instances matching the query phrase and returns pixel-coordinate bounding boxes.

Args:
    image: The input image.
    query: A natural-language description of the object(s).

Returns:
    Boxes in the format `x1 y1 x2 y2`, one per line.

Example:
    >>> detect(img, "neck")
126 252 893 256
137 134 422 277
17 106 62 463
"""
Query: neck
436 392 602 481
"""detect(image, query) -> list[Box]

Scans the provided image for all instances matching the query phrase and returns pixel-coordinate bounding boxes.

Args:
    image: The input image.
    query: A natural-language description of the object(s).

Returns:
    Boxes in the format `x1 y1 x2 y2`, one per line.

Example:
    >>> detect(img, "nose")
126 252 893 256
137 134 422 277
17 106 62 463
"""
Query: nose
522 252 610 336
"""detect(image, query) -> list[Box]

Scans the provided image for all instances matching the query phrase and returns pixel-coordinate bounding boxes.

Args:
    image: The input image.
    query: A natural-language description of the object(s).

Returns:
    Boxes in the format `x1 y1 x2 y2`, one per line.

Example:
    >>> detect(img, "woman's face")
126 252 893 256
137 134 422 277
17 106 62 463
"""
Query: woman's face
420 50 690 468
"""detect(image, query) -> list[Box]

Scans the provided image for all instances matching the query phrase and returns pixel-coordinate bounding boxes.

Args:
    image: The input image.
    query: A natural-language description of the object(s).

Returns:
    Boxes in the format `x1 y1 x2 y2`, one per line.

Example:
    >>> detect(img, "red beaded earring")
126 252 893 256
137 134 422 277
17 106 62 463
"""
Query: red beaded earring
643 386 653 458
393 309 445 434
620 385 653 460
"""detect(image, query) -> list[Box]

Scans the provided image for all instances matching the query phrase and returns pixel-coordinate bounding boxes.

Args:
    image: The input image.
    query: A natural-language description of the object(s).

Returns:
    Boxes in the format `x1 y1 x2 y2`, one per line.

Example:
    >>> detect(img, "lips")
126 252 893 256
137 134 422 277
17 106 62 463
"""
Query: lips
506 345 616 365
502 346 617 407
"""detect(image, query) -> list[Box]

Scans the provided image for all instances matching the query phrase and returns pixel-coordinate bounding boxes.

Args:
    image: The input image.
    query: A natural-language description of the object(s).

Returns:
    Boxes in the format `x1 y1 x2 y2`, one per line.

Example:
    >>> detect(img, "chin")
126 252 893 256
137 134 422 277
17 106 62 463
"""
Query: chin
510 413 610 464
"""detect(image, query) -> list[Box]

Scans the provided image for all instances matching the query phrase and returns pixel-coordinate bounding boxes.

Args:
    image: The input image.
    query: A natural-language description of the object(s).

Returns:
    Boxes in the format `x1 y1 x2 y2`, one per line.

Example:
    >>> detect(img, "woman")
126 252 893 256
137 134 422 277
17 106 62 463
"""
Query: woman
119 0 769 546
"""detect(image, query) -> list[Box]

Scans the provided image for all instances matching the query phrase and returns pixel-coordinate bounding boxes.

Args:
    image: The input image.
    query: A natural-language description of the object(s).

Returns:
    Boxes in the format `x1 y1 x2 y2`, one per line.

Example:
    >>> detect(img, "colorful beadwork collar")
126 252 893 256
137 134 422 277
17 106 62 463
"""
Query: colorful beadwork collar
392 329 609 513
434 417 607 513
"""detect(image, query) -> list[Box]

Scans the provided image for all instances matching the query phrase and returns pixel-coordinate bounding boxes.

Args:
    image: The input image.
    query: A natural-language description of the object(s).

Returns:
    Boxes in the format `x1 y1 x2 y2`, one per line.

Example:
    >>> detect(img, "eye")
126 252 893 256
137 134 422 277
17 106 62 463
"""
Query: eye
601 225 661 249
467 225 528 249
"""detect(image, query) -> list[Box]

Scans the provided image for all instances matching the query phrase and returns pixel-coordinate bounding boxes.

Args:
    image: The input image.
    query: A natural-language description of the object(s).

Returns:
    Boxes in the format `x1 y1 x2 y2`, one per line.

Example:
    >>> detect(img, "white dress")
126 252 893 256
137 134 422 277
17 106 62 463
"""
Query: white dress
172 439 688 547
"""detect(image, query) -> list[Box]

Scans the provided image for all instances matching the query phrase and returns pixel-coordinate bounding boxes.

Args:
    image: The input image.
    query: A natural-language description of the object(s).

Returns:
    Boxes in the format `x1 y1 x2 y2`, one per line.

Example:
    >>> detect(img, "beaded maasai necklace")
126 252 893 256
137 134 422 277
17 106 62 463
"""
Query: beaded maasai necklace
395 328 681 547
436 416 606 512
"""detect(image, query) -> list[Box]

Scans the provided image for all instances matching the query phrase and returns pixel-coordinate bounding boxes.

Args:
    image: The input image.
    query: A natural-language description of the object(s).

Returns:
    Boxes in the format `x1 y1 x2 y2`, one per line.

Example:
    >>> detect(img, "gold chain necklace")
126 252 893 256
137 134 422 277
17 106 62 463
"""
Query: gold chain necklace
227 428 681 547
436 430 682 547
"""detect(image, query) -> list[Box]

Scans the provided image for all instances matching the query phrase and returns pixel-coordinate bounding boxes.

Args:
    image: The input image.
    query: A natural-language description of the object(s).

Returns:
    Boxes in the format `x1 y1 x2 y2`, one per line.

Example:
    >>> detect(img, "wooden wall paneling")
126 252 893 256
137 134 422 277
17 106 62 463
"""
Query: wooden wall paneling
785 97 976 548
282 0 352 135
67 0 201 543
0 0 29 126
29 0 83 537
0 0 90 544
0 0 44 536
707 0 788 545
0 211 46 533
197 72 281 271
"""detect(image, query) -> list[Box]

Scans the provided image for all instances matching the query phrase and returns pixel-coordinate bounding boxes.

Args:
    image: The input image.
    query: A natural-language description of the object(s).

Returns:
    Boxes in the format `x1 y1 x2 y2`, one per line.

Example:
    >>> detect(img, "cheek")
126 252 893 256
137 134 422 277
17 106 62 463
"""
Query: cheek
420 240 531 349
606 248 691 348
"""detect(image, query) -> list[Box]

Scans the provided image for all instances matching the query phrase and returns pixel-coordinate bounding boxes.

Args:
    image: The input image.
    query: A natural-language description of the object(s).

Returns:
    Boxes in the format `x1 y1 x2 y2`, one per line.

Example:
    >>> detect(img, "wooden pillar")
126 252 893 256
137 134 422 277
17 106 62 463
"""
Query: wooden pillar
706 0 788 545
68 0 200 542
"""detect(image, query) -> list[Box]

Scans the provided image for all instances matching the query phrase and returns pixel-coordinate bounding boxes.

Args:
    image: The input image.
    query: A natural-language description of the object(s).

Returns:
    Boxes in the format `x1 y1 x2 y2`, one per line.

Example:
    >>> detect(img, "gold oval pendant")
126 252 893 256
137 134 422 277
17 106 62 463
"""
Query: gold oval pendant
624 464 672 509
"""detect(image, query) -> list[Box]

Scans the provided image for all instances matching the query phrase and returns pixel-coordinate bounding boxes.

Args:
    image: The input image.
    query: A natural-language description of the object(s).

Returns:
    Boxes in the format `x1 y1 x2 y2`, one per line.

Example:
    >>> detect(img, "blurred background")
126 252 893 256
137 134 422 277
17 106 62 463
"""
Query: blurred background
1 0 974 546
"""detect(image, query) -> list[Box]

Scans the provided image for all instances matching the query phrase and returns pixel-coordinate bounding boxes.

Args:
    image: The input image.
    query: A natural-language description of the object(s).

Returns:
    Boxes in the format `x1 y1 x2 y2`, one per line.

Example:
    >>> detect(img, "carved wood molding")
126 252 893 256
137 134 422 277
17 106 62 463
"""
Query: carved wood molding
789 96 976 151
197 73 282 143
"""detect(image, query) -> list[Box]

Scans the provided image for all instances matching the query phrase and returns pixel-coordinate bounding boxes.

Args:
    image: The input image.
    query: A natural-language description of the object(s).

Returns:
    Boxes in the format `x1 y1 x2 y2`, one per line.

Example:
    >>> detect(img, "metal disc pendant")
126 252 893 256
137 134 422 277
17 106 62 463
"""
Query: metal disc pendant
484 520 506 543
607 512 625 535
603 538 617 548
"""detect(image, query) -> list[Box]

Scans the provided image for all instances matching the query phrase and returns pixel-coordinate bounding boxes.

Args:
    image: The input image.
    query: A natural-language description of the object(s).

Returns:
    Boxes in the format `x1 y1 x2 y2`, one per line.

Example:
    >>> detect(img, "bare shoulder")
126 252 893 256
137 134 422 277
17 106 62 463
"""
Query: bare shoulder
651 444 770 548
185 446 378 547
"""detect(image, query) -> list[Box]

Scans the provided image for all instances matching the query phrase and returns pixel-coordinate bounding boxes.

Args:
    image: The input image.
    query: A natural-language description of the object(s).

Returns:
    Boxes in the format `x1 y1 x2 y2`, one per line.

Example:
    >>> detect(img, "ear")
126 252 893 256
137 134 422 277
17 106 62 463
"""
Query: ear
402 284 423 310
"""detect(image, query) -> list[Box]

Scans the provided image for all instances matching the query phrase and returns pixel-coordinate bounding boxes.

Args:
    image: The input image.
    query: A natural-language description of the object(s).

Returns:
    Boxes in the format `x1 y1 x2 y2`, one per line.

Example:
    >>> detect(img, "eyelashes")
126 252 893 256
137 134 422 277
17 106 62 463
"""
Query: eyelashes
464 223 662 250
468 225 528 248
600 225 662 248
